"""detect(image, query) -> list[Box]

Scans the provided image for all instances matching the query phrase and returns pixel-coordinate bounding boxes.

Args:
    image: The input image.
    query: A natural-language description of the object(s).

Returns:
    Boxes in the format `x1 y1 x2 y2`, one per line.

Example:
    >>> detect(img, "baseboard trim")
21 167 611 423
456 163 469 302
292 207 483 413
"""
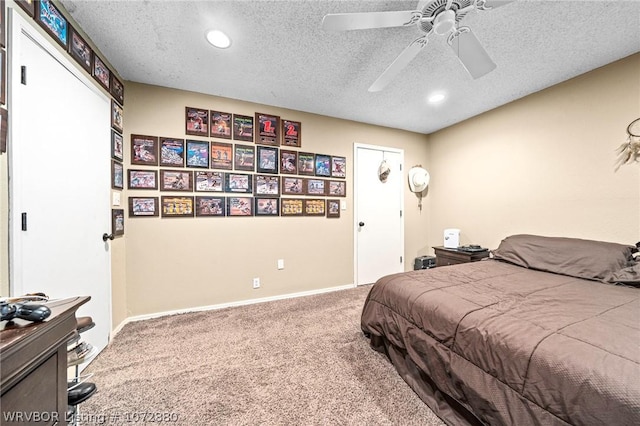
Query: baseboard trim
110 318 128 341
109 283 356 340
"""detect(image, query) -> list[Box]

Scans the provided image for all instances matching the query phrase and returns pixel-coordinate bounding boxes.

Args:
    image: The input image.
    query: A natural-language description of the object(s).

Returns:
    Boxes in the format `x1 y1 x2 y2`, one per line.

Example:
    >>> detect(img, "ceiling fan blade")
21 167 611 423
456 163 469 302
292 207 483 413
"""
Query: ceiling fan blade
322 10 420 32
479 1 514 10
369 36 428 92
448 27 496 79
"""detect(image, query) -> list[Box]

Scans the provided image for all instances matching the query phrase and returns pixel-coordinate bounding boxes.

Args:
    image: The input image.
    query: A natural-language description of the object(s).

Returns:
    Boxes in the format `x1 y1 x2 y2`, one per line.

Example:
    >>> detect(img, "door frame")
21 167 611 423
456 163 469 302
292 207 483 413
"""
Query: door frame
353 143 405 286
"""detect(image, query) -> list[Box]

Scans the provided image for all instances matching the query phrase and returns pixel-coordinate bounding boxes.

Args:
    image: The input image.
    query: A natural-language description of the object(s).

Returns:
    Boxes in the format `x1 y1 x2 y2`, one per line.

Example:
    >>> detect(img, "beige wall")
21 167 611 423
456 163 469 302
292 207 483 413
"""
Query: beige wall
121 83 430 317
110 238 127 333
426 54 640 251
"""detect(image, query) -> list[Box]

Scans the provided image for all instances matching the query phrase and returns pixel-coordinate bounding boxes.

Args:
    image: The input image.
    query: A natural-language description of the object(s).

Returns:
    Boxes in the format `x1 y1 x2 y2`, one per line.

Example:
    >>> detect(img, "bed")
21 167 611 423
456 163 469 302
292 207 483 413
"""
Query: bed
361 235 640 425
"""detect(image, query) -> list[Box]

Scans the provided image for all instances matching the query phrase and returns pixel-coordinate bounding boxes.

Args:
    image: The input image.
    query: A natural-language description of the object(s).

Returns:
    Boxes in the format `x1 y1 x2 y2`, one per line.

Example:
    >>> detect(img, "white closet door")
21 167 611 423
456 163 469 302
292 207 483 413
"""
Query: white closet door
10 11 112 352
354 144 404 285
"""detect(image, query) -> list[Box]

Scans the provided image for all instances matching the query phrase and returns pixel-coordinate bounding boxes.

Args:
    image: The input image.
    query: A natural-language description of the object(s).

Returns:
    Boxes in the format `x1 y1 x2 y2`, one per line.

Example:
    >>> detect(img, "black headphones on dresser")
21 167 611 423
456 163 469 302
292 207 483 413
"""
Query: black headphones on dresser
0 301 51 322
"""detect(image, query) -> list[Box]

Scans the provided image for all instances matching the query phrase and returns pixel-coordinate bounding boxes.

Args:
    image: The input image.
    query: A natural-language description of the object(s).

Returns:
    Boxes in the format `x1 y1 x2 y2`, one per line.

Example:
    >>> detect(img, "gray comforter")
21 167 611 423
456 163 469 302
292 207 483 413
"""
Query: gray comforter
361 259 640 425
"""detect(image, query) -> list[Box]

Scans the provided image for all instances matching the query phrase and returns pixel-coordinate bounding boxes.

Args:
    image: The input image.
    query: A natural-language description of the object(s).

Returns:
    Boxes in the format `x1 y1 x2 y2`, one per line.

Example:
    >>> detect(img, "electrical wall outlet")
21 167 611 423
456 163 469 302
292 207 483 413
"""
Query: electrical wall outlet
253 277 260 289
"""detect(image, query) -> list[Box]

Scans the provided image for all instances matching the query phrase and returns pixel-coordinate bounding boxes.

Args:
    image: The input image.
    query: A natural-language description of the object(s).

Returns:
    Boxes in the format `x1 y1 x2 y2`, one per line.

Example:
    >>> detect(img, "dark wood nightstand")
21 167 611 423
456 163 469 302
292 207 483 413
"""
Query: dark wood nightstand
433 246 489 267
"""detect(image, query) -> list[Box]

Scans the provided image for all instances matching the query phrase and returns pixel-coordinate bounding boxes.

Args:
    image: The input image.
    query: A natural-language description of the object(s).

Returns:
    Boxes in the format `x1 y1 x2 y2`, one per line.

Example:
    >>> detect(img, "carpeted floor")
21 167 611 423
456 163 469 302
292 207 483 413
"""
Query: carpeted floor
76 285 445 425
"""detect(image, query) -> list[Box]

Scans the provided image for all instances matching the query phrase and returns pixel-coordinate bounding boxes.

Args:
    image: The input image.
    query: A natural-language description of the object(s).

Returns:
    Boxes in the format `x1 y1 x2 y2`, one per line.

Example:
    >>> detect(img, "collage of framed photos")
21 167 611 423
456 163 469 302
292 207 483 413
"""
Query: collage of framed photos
123 107 346 219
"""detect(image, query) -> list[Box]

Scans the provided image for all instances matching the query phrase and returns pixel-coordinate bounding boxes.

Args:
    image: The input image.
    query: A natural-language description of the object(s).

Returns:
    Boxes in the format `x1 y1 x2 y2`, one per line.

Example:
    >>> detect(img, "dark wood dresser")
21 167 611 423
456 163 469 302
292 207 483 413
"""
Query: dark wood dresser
433 246 489 267
1 296 90 425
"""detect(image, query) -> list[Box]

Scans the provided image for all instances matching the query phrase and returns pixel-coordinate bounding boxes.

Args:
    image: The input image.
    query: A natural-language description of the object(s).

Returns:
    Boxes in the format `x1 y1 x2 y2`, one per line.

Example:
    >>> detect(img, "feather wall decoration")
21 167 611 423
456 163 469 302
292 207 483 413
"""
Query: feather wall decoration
614 118 640 171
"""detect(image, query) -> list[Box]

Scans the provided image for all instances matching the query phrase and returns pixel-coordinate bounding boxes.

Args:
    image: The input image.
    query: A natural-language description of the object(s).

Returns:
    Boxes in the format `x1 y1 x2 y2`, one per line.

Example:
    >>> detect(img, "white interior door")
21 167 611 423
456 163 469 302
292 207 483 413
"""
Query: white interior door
9 11 112 353
354 144 404 285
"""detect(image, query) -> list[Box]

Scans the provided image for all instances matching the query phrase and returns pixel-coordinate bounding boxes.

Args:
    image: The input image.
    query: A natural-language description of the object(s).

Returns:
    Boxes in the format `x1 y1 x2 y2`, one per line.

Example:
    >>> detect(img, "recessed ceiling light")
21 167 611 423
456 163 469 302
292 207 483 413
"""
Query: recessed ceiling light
428 92 446 104
206 29 231 49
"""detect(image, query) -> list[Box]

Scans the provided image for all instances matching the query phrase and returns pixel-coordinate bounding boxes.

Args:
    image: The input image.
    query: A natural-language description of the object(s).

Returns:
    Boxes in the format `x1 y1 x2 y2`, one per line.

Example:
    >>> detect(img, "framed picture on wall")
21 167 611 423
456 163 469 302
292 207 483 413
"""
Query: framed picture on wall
305 178 326 196
0 108 7 153
129 197 159 217
0 49 5 106
195 171 224 192
185 139 210 168
297 152 315 176
210 141 233 170
111 160 123 190
280 150 297 175
225 172 252 193
304 199 326 216
92 54 111 91
256 145 278 174
314 154 331 177
328 180 346 197
326 199 341 218
111 99 123 133
15 0 35 17
255 197 279 216
111 131 124 161
282 119 301 147
210 110 232 139
185 107 209 137
128 169 157 190
331 156 346 179
195 196 226 217
234 144 255 171
227 196 253 216
281 177 304 195
254 174 279 196
159 137 185 167
68 27 92 73
255 112 280 146
0 0 4 49
131 134 158 166
37 0 68 49
111 209 125 236
232 114 254 142
111 74 125 105
281 198 304 216
161 196 194 218
160 169 193 192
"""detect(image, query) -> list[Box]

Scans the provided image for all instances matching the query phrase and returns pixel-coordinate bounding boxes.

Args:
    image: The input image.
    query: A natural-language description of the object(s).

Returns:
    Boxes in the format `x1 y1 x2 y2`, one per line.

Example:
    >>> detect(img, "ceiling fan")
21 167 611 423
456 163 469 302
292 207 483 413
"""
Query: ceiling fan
322 0 514 92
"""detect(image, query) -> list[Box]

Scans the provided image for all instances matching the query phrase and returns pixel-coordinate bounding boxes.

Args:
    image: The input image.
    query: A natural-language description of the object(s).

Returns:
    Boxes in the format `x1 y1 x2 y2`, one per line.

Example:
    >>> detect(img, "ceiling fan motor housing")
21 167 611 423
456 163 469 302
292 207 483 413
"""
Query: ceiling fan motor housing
433 9 456 34
419 0 474 34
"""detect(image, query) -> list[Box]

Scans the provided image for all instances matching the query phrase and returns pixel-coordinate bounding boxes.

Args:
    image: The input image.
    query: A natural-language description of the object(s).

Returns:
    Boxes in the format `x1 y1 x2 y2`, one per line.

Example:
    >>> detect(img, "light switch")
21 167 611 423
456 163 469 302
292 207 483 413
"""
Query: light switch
112 192 121 206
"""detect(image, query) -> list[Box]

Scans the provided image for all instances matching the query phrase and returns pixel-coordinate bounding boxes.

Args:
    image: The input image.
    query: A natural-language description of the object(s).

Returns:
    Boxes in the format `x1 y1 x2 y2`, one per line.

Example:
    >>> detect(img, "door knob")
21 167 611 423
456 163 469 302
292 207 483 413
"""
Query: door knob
102 233 114 242
359 221 365 227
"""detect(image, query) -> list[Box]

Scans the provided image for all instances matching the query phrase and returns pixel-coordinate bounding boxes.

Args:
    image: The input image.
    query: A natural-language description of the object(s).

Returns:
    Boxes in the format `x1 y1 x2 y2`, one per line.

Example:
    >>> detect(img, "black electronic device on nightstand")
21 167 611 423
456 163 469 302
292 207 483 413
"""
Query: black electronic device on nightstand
414 256 437 270
458 245 489 253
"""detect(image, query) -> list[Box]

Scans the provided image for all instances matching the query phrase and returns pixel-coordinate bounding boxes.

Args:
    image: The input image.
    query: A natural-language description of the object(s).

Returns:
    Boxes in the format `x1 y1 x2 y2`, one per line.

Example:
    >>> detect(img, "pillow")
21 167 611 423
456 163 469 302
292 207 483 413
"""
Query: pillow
492 234 636 282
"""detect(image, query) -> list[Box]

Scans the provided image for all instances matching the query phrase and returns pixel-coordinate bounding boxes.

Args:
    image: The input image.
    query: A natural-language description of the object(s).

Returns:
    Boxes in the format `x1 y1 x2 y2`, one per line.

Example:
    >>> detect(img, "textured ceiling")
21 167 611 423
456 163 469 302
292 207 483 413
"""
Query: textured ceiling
59 0 640 134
